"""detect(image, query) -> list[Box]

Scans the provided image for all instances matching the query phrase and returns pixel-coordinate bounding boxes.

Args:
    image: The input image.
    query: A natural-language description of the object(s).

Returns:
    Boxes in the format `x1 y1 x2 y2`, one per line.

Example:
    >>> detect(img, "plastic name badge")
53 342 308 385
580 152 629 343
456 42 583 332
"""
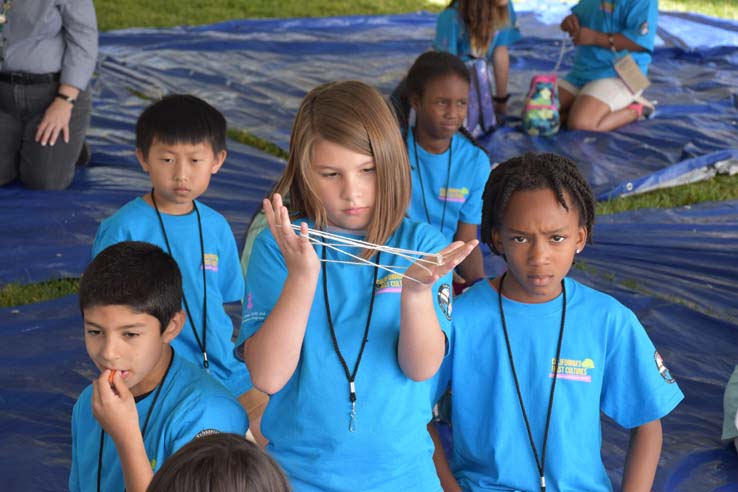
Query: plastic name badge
613 53 651 94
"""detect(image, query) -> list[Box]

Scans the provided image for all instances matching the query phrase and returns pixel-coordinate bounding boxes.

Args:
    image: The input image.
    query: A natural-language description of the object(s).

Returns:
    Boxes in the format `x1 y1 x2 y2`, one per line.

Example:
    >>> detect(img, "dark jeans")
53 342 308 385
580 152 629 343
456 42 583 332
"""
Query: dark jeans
0 79 92 190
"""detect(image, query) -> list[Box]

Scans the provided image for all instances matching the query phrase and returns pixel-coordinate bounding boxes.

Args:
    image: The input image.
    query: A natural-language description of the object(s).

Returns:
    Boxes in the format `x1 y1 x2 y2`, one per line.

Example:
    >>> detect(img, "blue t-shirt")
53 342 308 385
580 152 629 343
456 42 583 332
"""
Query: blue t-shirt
566 0 658 87
69 350 249 492
237 218 453 492
406 131 490 243
92 197 250 397
434 277 684 492
434 3 521 60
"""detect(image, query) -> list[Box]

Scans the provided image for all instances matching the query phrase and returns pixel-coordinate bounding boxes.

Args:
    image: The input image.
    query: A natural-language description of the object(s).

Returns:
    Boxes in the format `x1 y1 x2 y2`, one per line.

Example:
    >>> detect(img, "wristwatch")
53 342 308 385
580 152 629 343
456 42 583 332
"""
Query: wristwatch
56 92 76 105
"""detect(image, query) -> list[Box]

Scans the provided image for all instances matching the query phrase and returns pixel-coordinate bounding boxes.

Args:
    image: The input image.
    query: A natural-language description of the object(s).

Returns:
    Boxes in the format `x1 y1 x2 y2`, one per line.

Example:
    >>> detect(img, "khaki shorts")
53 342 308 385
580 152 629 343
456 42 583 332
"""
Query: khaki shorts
559 77 642 112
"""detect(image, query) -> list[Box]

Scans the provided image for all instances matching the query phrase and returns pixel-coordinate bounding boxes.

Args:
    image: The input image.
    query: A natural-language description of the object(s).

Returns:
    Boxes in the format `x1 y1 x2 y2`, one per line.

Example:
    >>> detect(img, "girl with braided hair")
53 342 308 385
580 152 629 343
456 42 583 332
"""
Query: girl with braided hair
429 152 683 492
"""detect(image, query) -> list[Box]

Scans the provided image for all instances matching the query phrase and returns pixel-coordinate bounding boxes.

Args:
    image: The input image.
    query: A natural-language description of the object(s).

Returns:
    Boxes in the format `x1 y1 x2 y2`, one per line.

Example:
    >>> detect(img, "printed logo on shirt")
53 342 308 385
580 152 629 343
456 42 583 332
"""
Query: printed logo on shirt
202 253 219 272
600 1 614 13
439 187 469 203
150 458 157 470
654 351 675 384
194 429 221 439
437 283 452 320
375 273 403 295
639 21 649 36
550 357 595 382
246 293 254 311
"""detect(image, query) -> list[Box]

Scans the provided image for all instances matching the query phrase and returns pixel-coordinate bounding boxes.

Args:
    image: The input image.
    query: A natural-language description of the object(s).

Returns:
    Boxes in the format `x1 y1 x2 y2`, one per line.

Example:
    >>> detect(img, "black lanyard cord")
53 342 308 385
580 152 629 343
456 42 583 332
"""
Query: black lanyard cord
498 273 566 492
322 245 380 432
413 132 452 235
151 189 209 369
96 352 174 492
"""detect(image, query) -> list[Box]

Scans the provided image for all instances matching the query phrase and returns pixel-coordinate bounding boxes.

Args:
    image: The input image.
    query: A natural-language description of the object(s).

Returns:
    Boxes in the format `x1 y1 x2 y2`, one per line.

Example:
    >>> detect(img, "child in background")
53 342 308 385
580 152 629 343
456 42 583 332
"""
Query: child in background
558 0 658 131
91 95 268 446
147 433 290 492
434 0 521 126
69 241 248 492
237 80 477 492
430 153 684 492
398 51 489 286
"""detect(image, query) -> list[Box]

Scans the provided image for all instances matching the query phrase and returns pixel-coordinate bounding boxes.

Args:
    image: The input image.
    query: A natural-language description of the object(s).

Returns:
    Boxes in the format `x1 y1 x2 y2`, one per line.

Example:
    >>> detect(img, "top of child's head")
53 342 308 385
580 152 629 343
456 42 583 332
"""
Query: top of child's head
135 94 228 215
481 152 595 251
276 80 410 251
136 94 227 159
480 153 595 303
147 432 291 492
406 51 470 101
80 242 185 395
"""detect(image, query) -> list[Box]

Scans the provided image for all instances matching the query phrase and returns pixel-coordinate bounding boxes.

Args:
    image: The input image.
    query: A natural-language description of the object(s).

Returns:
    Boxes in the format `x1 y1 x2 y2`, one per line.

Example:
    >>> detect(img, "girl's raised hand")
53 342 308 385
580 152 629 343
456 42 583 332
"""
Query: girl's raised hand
403 239 479 292
263 194 320 278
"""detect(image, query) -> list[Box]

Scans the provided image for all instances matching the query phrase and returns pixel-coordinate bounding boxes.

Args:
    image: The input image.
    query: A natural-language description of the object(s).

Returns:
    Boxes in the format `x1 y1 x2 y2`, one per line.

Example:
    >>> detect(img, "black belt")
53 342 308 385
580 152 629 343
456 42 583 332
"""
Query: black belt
0 71 60 85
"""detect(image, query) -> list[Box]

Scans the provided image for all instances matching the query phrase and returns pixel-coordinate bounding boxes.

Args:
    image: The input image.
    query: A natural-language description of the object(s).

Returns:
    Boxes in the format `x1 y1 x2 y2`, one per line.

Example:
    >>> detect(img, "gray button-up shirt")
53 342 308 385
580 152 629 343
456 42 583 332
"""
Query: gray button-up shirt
1 0 98 90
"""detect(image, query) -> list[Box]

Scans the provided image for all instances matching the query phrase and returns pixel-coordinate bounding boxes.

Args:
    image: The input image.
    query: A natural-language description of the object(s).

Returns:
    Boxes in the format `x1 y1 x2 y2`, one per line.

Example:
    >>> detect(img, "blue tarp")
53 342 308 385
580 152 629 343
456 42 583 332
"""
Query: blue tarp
1 3 737 491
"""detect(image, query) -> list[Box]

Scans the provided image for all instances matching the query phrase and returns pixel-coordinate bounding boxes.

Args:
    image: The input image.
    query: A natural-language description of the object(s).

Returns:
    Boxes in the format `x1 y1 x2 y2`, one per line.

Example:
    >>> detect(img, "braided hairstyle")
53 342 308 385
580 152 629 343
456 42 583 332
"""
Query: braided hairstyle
396 51 487 153
481 152 595 256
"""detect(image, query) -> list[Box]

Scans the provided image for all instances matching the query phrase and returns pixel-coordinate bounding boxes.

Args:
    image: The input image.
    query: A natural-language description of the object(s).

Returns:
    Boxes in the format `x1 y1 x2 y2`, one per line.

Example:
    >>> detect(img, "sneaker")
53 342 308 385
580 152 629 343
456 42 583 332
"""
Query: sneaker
627 102 656 120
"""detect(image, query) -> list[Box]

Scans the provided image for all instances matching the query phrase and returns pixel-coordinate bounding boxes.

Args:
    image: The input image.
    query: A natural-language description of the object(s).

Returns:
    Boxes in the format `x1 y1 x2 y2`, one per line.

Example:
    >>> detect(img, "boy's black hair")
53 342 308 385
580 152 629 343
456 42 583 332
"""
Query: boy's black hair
135 94 227 158
481 152 595 255
390 51 486 153
147 433 290 492
79 241 183 332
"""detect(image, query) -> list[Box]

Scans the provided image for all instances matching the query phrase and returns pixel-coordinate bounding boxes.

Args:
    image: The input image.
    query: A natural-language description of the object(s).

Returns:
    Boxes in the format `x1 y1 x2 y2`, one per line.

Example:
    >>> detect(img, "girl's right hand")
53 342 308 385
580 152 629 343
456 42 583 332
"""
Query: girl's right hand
91 369 140 444
560 14 580 35
263 194 320 278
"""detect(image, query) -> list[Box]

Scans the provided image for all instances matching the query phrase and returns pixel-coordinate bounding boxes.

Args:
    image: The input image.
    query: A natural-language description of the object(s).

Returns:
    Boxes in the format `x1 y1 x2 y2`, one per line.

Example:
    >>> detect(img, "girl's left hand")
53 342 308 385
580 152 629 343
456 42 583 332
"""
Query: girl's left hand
403 239 478 292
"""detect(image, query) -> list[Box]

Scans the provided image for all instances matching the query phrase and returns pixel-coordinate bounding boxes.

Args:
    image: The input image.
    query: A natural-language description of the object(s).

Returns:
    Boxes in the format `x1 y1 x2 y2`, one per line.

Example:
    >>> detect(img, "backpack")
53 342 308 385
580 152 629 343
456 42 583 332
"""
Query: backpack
465 58 496 136
521 74 560 137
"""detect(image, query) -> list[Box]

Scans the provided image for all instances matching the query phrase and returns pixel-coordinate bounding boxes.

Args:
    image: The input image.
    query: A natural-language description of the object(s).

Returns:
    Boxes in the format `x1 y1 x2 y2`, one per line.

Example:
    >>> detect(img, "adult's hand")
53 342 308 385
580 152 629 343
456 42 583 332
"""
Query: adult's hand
560 14 580 35
35 98 73 146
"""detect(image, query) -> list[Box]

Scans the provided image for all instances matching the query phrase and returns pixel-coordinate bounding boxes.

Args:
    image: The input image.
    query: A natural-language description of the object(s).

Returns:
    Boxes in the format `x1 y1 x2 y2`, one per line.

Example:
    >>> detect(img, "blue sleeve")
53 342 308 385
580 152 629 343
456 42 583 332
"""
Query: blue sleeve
458 149 489 225
491 2 522 49
217 217 245 303
170 395 249 453
620 0 658 52
601 307 684 428
68 401 80 492
92 218 129 258
235 229 288 355
434 8 461 55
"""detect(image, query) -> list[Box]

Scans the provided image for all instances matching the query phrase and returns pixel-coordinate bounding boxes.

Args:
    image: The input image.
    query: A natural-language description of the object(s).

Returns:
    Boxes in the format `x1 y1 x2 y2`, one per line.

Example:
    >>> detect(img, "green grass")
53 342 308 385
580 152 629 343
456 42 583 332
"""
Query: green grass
228 129 290 161
661 0 738 20
93 0 445 32
0 278 80 308
597 173 738 215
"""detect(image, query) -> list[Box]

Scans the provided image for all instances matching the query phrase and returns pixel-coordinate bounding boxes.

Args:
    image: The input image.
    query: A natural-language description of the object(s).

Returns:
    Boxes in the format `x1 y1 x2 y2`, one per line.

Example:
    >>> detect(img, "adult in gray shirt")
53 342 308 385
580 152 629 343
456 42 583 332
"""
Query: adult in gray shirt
0 0 97 190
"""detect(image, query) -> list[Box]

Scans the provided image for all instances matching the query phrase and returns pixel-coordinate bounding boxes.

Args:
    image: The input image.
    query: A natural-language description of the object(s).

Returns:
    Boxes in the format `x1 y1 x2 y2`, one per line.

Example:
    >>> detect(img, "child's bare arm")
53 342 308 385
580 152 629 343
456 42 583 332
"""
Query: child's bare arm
244 195 320 394
428 422 462 492
92 370 153 492
621 419 662 492
399 240 477 381
454 222 484 284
